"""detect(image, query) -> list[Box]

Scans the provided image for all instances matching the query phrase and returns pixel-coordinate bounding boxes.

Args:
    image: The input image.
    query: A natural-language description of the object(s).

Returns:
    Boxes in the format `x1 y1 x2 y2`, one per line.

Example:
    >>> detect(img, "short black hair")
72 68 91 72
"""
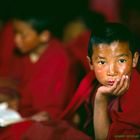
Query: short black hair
14 15 60 37
88 23 138 59
14 15 54 33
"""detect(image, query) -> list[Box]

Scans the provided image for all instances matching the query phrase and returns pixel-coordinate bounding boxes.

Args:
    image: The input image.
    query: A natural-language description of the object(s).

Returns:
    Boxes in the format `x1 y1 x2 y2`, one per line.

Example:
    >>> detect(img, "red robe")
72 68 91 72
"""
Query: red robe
9 39 82 119
0 21 15 77
23 120 92 140
0 120 33 140
59 71 95 120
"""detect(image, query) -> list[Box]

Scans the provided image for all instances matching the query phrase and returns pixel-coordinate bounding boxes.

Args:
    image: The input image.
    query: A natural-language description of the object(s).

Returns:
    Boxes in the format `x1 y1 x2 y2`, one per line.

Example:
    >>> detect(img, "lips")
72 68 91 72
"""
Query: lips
108 80 115 86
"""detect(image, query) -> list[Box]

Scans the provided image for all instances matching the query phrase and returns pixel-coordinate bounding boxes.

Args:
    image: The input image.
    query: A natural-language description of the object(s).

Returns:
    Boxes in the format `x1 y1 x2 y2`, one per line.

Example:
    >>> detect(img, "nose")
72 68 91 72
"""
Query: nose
107 63 117 76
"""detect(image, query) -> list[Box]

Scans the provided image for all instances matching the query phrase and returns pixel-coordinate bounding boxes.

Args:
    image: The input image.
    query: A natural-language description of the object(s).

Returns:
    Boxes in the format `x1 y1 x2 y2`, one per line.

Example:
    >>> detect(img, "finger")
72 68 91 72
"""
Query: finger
109 78 121 96
113 75 126 95
125 75 130 90
118 75 130 96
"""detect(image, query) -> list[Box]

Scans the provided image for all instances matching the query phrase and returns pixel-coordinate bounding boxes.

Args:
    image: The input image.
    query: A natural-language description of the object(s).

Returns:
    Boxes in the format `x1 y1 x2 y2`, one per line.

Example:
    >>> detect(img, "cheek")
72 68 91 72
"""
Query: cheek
94 67 106 81
117 64 132 76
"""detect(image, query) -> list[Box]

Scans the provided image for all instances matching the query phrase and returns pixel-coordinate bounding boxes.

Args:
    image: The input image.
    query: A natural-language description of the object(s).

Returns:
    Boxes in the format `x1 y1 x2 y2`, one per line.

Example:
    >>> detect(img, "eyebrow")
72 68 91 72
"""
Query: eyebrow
116 54 129 57
97 56 106 59
96 54 129 59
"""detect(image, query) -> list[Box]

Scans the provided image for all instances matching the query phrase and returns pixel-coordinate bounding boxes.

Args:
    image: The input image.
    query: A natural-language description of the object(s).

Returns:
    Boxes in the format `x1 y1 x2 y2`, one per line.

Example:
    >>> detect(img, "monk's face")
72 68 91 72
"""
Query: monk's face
88 41 139 86
13 20 40 53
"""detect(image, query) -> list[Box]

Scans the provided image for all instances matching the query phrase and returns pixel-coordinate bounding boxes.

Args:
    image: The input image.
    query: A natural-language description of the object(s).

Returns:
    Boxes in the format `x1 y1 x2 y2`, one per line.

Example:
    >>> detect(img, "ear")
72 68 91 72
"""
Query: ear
39 30 51 43
87 56 94 70
132 52 139 68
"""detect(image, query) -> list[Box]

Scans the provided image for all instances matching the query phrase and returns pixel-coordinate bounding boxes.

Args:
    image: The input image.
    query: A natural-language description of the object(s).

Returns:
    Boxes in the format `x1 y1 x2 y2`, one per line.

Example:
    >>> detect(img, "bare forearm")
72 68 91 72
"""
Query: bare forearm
94 95 110 140
93 75 129 139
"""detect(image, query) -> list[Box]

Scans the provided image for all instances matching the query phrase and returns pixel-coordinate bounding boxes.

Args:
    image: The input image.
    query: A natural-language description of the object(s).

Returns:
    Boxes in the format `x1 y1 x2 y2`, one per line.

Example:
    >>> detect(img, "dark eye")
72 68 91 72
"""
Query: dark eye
98 60 106 65
119 59 127 63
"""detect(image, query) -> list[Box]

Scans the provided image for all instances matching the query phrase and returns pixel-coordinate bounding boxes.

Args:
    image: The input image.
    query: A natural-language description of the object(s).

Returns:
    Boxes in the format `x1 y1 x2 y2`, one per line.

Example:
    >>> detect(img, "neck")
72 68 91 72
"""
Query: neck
29 44 48 63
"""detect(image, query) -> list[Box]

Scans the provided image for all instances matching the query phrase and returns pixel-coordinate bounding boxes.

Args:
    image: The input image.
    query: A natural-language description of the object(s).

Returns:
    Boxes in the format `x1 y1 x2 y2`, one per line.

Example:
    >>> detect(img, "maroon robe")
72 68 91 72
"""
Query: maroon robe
59 71 95 120
0 120 33 140
23 120 92 140
0 21 19 90
0 21 15 77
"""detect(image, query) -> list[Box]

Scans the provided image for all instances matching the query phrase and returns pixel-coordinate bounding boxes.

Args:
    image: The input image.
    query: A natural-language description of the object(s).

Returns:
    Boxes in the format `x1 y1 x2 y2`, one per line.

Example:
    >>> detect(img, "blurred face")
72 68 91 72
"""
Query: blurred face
13 20 40 53
89 41 139 86
63 20 86 43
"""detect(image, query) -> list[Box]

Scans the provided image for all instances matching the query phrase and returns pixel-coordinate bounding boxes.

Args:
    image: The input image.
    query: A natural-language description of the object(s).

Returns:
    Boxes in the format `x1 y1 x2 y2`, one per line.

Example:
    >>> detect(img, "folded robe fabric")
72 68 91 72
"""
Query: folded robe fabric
59 71 95 120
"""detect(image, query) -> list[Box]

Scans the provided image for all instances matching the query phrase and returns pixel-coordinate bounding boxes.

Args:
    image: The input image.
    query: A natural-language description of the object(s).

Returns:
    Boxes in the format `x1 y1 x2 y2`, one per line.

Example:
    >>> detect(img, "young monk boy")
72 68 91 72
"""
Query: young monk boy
0 14 85 140
87 23 140 139
4 15 82 119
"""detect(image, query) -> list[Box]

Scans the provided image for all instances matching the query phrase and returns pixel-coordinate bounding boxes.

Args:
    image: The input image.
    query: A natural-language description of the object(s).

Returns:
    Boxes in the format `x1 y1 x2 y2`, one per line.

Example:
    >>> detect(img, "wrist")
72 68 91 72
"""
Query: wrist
95 91 109 104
